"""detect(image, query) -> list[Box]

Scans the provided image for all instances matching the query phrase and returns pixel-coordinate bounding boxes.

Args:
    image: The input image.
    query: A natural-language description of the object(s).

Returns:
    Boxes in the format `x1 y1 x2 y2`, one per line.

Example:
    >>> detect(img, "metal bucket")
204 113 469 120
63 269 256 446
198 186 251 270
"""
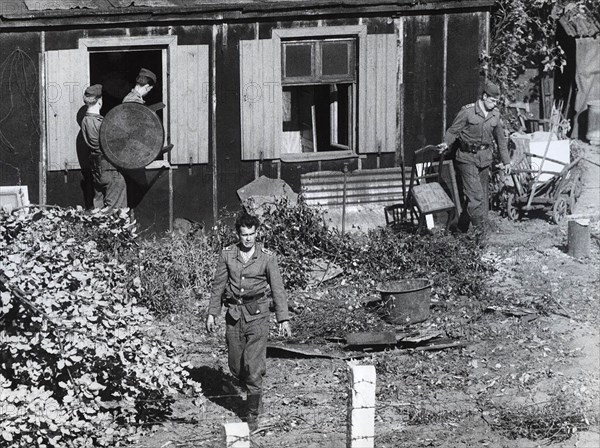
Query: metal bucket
377 279 432 325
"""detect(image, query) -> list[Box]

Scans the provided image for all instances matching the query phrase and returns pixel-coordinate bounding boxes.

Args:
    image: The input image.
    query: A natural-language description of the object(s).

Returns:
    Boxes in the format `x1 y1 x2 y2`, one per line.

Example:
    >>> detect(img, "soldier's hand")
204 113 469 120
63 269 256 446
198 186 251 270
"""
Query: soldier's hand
278 321 292 338
436 143 448 153
206 314 217 333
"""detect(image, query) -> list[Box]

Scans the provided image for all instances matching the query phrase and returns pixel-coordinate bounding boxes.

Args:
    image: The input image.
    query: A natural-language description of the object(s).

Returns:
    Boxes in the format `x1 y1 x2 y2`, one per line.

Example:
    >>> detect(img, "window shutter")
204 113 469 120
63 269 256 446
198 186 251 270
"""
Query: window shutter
45 48 88 171
170 45 210 164
239 39 282 160
358 34 398 154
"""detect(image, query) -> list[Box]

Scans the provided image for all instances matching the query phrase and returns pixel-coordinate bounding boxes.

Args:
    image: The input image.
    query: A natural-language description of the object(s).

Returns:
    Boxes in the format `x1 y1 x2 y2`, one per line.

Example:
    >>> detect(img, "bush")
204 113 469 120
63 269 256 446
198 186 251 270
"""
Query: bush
132 235 219 317
0 207 202 448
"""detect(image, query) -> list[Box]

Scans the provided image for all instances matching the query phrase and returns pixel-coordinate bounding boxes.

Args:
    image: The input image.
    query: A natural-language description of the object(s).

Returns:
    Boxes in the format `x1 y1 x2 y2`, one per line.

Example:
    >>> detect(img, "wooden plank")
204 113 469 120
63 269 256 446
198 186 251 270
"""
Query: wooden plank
346 332 397 346
45 47 88 171
240 37 281 160
171 44 210 164
361 34 397 153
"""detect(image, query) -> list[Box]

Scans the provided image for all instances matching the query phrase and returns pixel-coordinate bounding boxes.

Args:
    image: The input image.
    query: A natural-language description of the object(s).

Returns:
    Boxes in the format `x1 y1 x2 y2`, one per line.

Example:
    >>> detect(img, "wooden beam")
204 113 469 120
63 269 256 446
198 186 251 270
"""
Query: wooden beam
0 1 496 29
211 24 218 225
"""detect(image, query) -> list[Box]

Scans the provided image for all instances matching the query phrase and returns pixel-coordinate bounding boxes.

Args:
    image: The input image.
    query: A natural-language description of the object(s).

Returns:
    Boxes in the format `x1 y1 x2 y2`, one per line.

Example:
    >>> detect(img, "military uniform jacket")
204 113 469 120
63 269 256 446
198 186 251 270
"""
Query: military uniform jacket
81 113 117 171
444 101 510 168
208 242 290 323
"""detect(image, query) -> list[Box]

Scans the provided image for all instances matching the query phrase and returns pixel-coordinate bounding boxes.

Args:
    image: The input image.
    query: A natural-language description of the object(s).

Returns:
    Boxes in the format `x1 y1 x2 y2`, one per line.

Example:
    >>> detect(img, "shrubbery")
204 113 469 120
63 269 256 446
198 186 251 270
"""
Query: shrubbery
0 207 202 448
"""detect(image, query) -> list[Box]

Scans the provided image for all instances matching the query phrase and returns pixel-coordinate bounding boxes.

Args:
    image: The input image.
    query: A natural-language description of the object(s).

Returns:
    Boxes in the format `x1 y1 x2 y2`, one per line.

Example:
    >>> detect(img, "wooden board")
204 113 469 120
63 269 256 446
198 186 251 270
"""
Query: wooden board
411 182 455 213
345 332 397 346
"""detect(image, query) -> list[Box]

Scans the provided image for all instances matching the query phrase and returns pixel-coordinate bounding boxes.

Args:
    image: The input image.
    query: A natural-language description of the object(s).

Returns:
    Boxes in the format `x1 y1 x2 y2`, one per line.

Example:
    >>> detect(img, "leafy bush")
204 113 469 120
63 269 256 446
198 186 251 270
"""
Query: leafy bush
255 197 490 300
131 235 219 317
258 197 342 289
0 207 202 448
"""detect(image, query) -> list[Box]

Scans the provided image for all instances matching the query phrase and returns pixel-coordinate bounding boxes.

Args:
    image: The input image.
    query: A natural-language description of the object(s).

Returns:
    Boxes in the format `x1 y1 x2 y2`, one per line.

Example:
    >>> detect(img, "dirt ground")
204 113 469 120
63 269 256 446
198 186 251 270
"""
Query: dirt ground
134 144 600 448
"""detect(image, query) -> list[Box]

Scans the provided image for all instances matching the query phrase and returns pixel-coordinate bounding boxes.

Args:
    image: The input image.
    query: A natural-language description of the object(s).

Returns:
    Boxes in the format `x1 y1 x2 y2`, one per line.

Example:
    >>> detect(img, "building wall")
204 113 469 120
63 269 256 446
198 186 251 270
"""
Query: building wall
0 32 41 202
0 8 487 234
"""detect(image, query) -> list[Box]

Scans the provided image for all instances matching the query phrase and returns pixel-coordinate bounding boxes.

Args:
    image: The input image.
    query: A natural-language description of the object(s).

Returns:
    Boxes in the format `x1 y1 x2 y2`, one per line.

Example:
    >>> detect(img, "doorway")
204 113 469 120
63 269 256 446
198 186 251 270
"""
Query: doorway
88 49 164 208
89 49 163 118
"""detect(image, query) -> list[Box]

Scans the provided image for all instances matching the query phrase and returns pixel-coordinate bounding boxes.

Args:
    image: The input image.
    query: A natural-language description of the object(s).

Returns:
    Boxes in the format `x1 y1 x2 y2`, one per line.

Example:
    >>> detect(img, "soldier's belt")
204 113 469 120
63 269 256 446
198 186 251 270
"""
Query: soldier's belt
460 142 490 153
225 293 263 306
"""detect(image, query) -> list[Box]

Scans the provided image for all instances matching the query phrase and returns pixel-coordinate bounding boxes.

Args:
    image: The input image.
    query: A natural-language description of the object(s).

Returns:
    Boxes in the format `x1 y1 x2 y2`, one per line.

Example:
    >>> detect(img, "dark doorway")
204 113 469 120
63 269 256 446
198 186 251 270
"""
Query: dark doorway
89 49 163 116
88 49 164 209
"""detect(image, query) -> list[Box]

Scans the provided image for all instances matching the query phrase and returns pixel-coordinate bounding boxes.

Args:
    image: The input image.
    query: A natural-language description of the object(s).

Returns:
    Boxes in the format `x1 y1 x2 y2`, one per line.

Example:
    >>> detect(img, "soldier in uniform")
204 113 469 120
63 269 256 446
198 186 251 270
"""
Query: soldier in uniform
80 84 127 209
122 68 156 104
206 212 292 431
439 80 511 239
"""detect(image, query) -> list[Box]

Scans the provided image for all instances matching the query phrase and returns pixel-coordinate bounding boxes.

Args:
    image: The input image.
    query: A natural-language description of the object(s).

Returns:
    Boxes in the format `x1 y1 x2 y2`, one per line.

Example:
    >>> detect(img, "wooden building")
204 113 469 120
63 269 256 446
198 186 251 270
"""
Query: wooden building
0 0 492 233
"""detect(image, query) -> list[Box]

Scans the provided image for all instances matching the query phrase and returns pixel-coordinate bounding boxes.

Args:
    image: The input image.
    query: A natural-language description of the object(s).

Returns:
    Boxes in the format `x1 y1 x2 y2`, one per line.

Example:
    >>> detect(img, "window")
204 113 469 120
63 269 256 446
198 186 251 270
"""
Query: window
239 26 398 162
281 38 356 155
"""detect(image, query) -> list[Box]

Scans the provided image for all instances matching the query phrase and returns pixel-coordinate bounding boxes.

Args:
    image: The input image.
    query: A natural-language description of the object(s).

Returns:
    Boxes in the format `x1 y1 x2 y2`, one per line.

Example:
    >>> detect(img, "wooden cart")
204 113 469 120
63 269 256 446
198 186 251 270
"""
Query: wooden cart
504 150 583 224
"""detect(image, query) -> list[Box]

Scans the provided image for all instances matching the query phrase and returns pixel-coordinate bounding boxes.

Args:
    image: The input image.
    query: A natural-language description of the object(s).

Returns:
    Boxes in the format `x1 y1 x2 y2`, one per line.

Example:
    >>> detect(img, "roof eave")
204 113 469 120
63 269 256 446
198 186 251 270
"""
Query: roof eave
0 0 495 29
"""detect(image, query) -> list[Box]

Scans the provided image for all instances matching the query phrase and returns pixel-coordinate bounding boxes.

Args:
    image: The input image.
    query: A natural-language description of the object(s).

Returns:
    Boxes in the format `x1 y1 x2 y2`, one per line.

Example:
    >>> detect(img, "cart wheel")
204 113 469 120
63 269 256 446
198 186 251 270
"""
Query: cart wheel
506 193 520 221
552 196 568 224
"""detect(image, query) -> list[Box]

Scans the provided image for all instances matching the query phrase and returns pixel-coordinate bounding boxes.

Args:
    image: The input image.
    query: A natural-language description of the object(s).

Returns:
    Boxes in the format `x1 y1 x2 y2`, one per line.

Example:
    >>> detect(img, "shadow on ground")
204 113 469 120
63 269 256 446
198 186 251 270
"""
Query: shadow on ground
188 366 245 419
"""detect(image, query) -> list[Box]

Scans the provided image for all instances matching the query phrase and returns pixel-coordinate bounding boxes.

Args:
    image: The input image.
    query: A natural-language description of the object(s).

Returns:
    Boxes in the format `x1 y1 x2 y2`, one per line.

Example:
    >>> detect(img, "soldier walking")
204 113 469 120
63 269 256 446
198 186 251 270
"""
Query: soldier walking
206 212 292 431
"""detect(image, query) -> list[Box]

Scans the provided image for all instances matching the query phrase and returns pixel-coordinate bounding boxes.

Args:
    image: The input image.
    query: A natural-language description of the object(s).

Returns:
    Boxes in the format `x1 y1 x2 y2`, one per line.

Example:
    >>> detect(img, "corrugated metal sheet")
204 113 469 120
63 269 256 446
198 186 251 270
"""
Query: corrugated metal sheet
24 0 99 10
558 3 600 38
301 167 410 207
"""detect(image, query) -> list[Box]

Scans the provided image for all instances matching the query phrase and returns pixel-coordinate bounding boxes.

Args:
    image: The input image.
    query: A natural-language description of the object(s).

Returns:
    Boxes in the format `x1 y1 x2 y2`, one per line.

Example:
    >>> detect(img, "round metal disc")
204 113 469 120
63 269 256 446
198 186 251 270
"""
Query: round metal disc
99 103 164 170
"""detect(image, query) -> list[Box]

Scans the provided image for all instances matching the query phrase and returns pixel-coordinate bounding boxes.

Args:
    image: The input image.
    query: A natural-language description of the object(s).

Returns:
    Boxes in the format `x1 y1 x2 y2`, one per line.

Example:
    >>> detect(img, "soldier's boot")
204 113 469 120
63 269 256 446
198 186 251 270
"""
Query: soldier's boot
245 393 262 431
469 216 487 248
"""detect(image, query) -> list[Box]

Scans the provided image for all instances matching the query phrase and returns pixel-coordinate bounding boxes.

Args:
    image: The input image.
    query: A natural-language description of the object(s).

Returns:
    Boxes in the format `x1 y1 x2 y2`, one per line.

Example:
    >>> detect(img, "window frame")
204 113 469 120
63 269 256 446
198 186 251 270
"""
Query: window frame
273 26 367 163
281 38 356 85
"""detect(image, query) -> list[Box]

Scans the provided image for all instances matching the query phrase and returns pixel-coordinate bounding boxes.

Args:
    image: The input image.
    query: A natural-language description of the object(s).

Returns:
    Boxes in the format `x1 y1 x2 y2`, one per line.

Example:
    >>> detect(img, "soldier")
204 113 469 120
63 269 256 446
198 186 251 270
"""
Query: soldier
122 68 156 104
206 212 292 431
439 80 512 239
80 84 127 209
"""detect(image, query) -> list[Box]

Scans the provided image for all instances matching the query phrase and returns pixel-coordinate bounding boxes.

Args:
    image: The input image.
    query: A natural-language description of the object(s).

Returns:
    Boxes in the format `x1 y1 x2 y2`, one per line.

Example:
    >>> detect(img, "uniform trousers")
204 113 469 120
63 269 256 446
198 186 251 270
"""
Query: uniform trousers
455 161 489 227
91 159 127 209
225 313 269 395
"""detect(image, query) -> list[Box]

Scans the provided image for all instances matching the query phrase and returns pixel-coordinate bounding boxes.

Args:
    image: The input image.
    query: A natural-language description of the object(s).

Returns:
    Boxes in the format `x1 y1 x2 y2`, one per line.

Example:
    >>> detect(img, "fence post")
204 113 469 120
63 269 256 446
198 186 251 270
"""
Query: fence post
347 365 376 448
222 422 250 448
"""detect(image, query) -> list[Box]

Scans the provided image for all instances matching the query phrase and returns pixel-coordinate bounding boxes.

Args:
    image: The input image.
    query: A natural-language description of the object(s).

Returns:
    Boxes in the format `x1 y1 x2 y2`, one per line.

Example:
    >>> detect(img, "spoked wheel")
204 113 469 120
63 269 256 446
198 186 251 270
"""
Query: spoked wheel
552 196 568 224
506 192 520 221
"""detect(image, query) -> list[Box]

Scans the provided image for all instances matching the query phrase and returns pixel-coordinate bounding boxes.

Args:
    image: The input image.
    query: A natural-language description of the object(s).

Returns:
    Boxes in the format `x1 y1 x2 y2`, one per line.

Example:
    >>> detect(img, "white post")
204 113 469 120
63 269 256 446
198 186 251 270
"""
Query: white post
221 422 250 448
347 365 376 448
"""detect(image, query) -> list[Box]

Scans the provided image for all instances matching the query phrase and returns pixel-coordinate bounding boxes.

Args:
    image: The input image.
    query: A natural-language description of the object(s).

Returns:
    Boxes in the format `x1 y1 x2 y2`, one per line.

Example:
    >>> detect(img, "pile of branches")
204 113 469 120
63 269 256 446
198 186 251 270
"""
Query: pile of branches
0 207 202 448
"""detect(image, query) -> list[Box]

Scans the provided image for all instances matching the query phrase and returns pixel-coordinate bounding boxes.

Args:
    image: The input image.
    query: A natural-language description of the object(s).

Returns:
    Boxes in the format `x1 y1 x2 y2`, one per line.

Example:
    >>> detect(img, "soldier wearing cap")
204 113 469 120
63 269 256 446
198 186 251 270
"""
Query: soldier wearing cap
206 211 292 431
439 80 512 239
81 84 127 209
122 68 156 104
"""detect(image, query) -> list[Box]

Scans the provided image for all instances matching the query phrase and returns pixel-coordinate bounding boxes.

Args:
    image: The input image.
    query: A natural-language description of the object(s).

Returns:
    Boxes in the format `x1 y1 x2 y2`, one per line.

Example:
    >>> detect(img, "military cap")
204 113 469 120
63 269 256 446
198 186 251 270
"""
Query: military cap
483 80 501 98
138 68 157 84
84 84 102 98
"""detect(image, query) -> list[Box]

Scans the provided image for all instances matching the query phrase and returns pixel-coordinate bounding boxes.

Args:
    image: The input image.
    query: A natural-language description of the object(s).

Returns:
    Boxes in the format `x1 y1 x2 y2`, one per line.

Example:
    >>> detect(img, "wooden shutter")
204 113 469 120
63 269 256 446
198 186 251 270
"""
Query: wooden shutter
239 39 282 160
170 45 210 164
358 34 398 154
45 48 88 171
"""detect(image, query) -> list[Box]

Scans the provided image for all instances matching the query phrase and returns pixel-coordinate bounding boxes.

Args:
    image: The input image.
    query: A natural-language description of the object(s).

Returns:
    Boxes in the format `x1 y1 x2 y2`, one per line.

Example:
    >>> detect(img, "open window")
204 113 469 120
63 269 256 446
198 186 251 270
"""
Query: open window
281 38 356 155
240 27 398 162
